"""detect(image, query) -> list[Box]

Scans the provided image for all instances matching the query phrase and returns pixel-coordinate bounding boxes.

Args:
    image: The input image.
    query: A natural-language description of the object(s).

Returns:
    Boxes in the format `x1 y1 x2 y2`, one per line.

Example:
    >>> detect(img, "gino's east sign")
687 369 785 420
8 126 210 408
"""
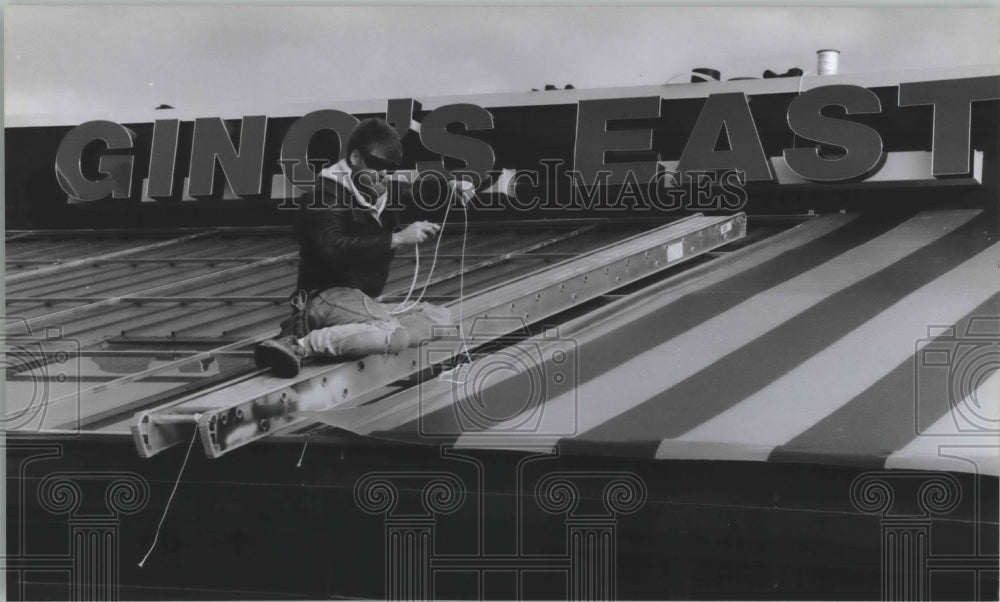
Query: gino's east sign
52 75 999 206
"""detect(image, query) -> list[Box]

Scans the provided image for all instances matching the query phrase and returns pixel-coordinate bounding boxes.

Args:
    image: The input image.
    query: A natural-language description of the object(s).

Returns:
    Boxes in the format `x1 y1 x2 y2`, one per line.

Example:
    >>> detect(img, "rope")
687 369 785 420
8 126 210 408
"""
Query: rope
797 69 814 95
790 70 815 149
664 71 721 85
373 180 476 381
296 436 309 468
437 200 474 384
390 243 421 311
387 187 456 315
138 422 199 568
457 202 473 364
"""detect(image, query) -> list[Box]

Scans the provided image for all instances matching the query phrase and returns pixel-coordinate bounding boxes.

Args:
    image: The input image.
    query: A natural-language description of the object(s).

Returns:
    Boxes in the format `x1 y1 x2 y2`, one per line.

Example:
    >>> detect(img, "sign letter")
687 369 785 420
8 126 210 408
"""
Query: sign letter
279 110 360 184
54 121 135 201
784 85 885 182
575 97 659 184
677 93 773 182
416 103 496 187
899 76 1000 176
188 116 268 197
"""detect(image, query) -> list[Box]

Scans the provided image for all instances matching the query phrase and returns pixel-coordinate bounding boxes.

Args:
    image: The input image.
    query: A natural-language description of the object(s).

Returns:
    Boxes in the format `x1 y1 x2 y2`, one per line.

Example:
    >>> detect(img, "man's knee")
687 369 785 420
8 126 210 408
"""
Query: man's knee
302 320 410 358
382 325 411 354
392 304 453 346
337 322 410 356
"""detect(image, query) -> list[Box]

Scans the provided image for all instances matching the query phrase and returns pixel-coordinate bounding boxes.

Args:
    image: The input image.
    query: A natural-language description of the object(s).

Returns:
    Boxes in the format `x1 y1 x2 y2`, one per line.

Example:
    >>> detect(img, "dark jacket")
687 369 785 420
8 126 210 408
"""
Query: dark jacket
293 177 402 299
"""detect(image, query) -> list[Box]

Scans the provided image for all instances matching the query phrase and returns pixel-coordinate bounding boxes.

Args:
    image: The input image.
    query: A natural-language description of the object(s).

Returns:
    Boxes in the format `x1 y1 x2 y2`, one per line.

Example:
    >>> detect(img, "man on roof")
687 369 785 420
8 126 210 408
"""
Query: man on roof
254 118 470 378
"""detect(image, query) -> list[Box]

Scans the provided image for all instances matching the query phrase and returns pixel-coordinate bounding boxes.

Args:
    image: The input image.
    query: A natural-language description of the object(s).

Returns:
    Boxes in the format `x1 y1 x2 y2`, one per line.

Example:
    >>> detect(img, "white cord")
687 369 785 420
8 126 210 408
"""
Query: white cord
296 436 310 468
138 422 199 568
664 71 721 85
376 181 475 381
790 70 815 149
457 203 473 364
388 188 455 315
438 204 474 384
797 69 814 95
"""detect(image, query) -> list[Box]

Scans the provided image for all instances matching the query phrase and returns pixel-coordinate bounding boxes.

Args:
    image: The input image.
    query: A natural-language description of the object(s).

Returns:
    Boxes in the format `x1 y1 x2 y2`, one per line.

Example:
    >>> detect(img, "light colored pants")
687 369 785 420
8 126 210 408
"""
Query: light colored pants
290 287 452 359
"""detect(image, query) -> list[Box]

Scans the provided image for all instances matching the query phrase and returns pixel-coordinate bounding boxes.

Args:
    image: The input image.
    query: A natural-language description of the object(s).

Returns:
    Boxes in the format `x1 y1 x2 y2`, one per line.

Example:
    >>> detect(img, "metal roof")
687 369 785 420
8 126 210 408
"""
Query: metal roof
3 219 671 432
5 210 997 476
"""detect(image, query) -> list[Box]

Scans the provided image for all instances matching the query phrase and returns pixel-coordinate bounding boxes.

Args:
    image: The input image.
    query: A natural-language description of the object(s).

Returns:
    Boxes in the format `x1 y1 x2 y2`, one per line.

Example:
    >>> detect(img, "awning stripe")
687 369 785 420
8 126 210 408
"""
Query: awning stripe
577 210 991 444
456 210 979 449
304 214 864 444
386 213 870 440
768 293 999 470
885 369 1000 476
657 240 1000 462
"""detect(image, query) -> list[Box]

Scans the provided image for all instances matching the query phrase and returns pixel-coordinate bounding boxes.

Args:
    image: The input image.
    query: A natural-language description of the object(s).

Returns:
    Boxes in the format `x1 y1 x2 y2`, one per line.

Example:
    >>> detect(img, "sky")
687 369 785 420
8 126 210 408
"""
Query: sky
4 5 999 123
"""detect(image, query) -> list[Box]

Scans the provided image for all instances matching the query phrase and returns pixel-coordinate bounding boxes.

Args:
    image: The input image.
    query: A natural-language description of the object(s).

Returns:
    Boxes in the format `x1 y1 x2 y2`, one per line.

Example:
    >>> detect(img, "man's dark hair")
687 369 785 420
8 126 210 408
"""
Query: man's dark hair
346 118 403 163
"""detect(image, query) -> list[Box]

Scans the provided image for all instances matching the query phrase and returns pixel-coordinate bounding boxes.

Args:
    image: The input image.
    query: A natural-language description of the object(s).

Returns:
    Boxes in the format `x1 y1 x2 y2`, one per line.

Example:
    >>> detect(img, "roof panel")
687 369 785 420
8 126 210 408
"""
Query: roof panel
8 220 664 434
339 211 998 476
11 212 990 476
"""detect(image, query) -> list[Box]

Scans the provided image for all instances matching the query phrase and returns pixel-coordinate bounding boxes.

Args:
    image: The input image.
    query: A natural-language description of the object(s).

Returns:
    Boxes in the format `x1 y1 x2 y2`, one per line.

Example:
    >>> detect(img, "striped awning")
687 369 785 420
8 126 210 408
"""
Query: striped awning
310 209 1000 476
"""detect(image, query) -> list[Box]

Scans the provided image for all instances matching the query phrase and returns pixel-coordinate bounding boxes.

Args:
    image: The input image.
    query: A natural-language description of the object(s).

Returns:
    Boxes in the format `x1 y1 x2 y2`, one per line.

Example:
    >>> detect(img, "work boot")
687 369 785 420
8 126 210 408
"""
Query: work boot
254 335 309 378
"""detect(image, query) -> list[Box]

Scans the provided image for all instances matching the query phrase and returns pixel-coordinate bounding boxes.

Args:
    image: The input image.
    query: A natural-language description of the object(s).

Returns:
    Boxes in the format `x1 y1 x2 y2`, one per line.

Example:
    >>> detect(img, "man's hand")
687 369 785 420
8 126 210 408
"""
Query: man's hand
392 221 440 248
